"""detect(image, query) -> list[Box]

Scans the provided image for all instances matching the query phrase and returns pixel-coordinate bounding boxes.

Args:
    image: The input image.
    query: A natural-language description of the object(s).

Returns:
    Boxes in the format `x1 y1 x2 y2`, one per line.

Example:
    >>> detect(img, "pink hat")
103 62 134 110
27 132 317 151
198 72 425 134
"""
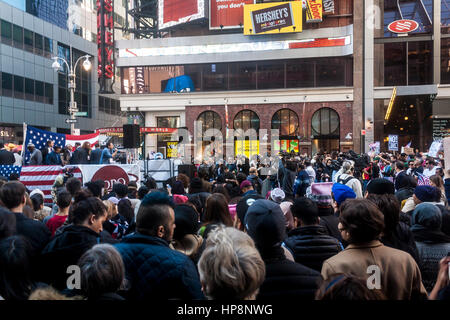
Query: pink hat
240 180 252 190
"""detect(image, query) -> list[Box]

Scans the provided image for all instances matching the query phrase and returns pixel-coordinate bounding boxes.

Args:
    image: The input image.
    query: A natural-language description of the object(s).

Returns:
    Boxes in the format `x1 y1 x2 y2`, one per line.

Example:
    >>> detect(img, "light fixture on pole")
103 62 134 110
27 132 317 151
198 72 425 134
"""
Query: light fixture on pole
51 52 91 135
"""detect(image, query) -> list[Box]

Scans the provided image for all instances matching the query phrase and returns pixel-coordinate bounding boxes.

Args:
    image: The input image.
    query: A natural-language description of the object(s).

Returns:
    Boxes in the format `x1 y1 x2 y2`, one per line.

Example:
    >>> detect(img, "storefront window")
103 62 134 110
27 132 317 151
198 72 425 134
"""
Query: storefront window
197 111 222 134
271 109 299 137
157 116 180 129
286 60 315 88
383 0 433 37
229 62 257 90
233 110 260 134
376 41 432 86
311 108 340 154
203 64 228 91
257 60 285 89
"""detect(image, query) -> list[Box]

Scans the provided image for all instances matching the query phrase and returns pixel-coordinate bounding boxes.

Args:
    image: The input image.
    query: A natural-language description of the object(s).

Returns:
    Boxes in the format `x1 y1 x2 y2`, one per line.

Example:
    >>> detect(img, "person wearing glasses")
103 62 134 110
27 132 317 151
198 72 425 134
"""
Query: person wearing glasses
423 159 438 178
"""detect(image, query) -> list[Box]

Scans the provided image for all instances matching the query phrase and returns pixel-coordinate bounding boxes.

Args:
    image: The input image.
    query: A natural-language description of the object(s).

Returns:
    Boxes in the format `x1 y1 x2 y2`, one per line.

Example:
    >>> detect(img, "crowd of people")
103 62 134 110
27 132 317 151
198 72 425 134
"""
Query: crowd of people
0 147 449 300
0 140 124 166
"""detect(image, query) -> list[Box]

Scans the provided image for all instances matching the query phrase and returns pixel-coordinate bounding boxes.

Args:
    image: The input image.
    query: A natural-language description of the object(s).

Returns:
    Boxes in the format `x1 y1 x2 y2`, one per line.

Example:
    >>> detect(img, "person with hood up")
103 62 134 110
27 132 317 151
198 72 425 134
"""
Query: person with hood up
411 203 450 292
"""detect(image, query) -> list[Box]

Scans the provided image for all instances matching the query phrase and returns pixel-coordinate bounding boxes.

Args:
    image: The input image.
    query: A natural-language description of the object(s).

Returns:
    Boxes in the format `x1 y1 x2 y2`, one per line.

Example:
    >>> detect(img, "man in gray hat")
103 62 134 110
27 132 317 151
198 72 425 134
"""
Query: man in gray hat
27 143 42 165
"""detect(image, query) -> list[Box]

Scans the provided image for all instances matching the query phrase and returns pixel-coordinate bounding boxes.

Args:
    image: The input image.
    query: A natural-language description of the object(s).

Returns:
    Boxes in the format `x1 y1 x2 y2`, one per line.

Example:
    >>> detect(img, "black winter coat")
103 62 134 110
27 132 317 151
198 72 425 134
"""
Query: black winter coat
15 212 51 256
317 207 342 241
39 225 106 290
0 149 15 165
257 246 321 300
284 225 343 272
381 221 421 265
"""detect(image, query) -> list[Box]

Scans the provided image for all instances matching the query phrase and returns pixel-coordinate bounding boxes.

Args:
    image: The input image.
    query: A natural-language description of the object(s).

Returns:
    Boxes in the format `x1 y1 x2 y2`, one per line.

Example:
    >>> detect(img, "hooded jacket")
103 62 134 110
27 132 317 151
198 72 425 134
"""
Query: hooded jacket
256 245 321 300
284 225 343 272
39 224 103 290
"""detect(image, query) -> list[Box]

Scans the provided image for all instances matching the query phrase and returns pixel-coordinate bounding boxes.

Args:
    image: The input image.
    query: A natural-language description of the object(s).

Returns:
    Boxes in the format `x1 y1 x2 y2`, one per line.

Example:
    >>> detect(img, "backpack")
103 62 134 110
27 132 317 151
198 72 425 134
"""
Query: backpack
337 175 356 185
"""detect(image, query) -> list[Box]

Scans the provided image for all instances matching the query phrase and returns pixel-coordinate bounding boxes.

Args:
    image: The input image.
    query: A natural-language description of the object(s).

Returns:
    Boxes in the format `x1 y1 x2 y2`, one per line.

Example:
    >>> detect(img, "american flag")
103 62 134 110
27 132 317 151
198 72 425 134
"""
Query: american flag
416 172 431 186
0 165 22 179
19 165 83 204
23 125 99 163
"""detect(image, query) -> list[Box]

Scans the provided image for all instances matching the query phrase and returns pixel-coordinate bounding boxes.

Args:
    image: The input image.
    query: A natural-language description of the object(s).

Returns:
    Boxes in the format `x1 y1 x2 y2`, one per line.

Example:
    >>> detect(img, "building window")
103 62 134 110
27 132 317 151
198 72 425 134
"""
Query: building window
233 110 260 134
45 83 53 105
383 0 433 37
157 116 180 129
24 29 34 53
271 109 299 137
442 38 450 83
376 41 433 86
311 108 340 154
34 33 43 56
43 37 52 58
1 72 13 97
13 75 24 99
35 80 44 103
25 78 34 101
0 20 12 45
229 62 257 90
443 0 450 34
12 24 23 49
197 111 222 134
257 60 285 89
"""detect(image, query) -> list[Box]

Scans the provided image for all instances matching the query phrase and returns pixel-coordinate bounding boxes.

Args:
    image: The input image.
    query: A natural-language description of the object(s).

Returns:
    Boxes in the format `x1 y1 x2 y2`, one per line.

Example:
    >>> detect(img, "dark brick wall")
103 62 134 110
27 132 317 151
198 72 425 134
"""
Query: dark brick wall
185 101 354 154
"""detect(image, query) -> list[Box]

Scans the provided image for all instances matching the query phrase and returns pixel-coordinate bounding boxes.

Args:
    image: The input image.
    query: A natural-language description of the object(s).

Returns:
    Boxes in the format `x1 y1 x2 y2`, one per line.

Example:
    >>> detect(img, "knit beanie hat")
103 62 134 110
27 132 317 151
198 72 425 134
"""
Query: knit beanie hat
270 188 285 203
236 193 264 224
414 186 440 203
332 183 356 206
244 199 286 249
366 178 395 195
411 203 442 231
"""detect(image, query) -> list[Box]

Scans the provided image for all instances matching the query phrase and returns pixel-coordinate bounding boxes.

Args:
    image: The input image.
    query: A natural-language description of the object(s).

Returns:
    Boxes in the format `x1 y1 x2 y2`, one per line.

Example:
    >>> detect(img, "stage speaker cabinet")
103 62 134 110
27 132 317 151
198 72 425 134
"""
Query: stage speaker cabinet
178 164 196 179
123 124 140 149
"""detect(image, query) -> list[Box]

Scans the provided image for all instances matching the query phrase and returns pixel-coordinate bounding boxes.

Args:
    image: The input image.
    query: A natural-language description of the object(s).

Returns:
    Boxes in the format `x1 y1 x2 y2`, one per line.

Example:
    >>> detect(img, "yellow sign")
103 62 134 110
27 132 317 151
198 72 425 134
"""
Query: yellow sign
167 141 178 158
385 86 397 123
235 140 260 158
306 0 323 23
243 1 302 35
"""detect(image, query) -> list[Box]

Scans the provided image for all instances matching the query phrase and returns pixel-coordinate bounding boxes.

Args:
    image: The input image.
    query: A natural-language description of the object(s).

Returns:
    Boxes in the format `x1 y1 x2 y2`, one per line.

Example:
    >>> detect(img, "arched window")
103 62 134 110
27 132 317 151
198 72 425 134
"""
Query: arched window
311 108 340 154
233 110 260 133
311 108 340 138
271 109 299 136
197 111 222 133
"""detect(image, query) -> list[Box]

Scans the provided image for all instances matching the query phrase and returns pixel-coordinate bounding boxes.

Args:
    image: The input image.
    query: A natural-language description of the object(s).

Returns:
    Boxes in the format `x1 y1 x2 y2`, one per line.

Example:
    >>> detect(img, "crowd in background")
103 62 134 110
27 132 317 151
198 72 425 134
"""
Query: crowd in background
0 147 449 300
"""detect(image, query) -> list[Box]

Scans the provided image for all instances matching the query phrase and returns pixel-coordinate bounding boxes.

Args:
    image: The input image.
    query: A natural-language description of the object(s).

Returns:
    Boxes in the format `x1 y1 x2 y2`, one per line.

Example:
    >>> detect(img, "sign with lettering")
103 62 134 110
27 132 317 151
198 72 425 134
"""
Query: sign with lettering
97 0 115 93
210 0 255 29
433 118 450 140
388 134 398 151
306 0 323 23
323 0 335 15
243 1 302 35
167 141 178 158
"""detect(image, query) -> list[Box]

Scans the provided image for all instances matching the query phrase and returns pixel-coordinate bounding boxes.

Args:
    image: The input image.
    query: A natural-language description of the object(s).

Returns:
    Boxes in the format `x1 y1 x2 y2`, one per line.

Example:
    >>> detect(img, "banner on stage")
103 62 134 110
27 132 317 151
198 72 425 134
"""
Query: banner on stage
78 164 141 191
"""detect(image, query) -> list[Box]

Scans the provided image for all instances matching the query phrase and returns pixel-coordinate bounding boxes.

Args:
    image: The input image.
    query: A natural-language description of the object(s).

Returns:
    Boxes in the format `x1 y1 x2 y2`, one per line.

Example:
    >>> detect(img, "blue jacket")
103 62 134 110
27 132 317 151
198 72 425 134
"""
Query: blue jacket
46 151 62 165
114 233 204 300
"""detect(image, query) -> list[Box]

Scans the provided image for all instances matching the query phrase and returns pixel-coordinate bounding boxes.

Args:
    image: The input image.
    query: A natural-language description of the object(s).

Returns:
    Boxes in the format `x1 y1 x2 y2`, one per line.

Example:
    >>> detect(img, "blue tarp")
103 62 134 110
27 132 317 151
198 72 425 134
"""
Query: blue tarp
164 75 195 93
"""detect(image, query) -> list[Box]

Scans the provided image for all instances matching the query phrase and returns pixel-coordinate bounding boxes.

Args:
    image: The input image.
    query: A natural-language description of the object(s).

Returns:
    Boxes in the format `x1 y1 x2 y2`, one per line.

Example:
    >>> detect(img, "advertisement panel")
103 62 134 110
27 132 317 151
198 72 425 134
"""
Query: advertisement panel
235 140 259 158
159 0 206 30
167 141 179 158
97 0 115 93
210 0 255 29
243 1 302 35
305 0 323 23
323 0 335 15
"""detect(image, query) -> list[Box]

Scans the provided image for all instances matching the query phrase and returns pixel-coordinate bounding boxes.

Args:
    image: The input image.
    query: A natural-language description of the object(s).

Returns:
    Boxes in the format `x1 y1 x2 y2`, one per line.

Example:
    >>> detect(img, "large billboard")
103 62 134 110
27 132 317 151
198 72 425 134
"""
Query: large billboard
159 0 206 30
243 1 302 35
97 0 115 93
210 0 255 30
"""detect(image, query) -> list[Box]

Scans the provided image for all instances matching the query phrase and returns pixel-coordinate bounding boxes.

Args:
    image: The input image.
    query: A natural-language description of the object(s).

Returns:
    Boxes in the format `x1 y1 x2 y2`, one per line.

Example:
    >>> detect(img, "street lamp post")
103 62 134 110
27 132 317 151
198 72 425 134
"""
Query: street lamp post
51 50 91 135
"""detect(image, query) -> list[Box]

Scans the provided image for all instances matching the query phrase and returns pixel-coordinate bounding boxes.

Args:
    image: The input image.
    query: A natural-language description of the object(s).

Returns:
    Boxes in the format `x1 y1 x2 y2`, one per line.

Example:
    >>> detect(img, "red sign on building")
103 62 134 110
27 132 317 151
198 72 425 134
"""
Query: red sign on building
210 0 255 30
97 0 115 93
387 19 419 34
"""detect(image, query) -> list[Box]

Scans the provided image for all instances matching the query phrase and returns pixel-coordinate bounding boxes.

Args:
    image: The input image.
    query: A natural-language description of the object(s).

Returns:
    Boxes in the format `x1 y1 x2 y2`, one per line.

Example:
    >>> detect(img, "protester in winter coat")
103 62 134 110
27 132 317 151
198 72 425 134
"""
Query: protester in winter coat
247 167 263 194
39 190 109 290
0 182 50 256
0 235 42 300
334 161 363 198
46 190 71 237
366 194 420 264
45 146 62 165
279 160 297 200
114 192 204 300
411 203 450 292
321 199 427 300
284 198 342 272
198 226 265 300
242 199 320 300
198 193 233 239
